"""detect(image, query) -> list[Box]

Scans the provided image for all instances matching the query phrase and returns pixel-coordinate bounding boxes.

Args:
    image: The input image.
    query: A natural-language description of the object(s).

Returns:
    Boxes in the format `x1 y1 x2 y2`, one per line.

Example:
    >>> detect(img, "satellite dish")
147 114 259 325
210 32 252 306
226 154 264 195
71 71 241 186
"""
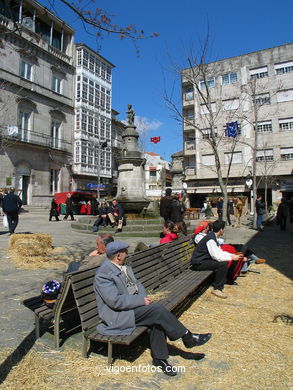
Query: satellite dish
182 182 187 190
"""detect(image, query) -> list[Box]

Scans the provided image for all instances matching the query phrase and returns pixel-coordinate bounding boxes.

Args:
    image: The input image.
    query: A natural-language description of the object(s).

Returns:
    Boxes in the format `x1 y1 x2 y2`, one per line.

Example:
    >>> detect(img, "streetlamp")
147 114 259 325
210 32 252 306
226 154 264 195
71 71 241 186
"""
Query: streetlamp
97 141 107 203
245 174 253 215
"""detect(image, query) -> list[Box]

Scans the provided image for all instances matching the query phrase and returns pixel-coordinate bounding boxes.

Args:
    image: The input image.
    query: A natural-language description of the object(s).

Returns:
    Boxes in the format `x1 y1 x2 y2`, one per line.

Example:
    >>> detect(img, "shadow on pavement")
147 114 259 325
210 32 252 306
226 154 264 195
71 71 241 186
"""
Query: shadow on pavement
244 221 293 280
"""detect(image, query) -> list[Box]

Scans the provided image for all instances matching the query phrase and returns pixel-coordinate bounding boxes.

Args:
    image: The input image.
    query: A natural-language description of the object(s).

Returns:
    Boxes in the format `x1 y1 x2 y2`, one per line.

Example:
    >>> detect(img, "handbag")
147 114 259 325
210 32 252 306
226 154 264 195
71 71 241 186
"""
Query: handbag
3 215 8 228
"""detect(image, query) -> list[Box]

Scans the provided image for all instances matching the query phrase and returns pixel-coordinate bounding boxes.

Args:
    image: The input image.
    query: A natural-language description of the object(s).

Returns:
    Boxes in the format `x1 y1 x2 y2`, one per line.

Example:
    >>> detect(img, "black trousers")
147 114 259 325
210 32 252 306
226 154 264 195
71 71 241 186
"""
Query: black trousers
279 215 287 231
64 211 74 220
6 212 19 233
192 260 228 290
134 303 187 359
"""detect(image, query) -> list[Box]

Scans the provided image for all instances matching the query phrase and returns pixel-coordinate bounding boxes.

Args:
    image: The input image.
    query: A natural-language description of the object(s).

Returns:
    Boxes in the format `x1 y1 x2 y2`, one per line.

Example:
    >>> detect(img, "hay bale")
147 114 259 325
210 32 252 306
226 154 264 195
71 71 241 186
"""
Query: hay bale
9 234 52 250
12 240 49 257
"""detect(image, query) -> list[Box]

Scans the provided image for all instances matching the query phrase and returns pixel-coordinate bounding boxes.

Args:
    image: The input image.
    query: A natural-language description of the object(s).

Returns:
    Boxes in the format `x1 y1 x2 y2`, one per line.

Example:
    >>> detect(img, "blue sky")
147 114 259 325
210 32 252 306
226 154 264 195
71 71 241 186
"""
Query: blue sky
41 0 293 161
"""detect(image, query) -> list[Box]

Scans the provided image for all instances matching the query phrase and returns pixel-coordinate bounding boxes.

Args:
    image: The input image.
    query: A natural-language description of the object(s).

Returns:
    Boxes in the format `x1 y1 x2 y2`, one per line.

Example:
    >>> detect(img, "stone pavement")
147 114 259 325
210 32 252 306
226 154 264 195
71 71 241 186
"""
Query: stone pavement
0 210 292 352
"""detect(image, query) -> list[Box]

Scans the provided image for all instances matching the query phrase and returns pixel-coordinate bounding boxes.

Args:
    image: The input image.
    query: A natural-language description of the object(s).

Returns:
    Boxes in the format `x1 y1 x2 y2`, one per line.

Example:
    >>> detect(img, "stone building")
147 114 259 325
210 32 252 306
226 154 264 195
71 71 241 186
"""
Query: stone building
0 0 75 206
111 109 125 195
181 43 293 208
71 43 115 196
144 152 172 199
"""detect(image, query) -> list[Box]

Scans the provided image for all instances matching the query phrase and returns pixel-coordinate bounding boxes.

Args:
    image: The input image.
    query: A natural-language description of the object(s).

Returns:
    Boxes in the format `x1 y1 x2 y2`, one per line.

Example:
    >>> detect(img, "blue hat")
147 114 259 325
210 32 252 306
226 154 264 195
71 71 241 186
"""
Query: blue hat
106 241 129 257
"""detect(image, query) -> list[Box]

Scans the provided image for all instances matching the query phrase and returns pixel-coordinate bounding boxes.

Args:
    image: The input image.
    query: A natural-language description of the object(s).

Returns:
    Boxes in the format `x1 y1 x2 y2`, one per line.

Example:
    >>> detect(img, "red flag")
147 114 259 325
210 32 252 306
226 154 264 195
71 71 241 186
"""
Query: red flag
150 136 161 144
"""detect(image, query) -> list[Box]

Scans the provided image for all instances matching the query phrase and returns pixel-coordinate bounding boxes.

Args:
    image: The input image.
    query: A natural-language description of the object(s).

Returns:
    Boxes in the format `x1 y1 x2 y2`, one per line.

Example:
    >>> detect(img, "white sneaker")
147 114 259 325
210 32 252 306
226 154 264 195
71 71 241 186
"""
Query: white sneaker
211 289 227 299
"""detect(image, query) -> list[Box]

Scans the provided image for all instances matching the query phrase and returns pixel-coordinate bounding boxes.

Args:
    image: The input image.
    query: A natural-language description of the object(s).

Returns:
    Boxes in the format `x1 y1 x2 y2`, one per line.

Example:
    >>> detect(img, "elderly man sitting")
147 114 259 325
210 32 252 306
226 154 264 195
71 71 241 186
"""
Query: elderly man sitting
93 241 212 376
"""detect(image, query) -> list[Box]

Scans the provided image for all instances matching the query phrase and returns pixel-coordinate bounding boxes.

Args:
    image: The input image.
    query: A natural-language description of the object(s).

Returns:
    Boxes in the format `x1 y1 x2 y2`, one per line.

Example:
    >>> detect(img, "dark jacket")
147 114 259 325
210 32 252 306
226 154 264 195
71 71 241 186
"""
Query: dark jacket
99 206 110 216
160 195 173 220
109 203 124 219
255 199 265 215
170 198 185 223
190 231 218 266
2 192 22 214
66 197 73 212
277 202 289 217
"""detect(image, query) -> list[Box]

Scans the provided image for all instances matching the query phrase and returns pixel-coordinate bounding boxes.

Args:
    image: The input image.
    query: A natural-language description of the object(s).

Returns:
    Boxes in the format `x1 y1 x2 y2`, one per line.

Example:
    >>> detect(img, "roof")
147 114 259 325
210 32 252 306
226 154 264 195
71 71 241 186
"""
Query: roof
75 43 115 68
171 150 184 157
146 152 159 156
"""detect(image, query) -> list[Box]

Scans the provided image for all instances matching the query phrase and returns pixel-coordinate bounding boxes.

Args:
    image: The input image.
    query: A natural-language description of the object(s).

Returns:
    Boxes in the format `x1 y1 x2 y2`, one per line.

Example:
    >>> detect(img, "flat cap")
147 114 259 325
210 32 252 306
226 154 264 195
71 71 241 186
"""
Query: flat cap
106 241 129 257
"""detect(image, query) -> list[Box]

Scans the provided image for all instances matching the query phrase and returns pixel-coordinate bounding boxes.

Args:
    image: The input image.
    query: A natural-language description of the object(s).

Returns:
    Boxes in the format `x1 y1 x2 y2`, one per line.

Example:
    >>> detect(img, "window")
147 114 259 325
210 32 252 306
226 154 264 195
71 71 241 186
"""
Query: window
50 169 59 193
52 74 62 94
183 108 194 123
254 93 270 105
200 102 216 114
222 72 238 84
184 86 193 101
222 98 240 110
199 77 215 89
256 120 272 133
202 154 215 165
280 147 293 160
250 66 268 79
20 60 32 81
149 170 157 181
51 121 61 149
18 110 31 142
185 135 196 150
275 61 293 75
224 151 242 164
279 118 293 131
202 128 217 139
256 149 273 162
277 89 293 103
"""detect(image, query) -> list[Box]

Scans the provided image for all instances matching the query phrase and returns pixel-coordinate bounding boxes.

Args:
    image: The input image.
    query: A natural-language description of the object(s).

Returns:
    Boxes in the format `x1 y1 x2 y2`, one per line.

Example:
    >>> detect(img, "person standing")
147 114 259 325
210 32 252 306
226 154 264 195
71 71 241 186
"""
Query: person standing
234 197 243 228
255 195 265 231
0 190 4 216
170 194 187 235
63 193 75 221
216 197 223 221
49 198 60 221
277 198 289 231
226 198 234 226
159 188 173 222
2 187 22 235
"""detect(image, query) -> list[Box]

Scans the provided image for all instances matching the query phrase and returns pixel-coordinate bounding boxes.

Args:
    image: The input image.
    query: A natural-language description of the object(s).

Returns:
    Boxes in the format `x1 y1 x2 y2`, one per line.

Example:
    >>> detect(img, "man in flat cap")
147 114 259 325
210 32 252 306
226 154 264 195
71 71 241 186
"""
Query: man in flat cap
93 241 212 376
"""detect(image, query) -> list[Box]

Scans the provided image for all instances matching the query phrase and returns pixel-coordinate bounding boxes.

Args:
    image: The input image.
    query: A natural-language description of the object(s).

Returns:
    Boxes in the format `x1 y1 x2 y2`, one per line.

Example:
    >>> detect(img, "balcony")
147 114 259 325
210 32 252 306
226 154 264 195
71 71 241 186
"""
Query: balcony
185 140 196 154
3 127 72 153
184 166 196 179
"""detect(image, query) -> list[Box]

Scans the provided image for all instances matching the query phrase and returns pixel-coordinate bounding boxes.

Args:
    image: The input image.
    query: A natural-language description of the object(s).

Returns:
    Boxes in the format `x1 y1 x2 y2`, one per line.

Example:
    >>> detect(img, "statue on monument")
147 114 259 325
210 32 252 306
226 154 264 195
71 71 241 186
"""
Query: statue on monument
126 104 135 125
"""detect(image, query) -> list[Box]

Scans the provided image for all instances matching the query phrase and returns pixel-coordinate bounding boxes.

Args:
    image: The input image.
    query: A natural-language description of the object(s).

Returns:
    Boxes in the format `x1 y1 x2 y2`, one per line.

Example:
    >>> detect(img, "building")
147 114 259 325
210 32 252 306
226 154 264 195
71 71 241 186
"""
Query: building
181 43 293 208
170 150 185 192
144 152 172 199
72 43 114 197
0 0 75 206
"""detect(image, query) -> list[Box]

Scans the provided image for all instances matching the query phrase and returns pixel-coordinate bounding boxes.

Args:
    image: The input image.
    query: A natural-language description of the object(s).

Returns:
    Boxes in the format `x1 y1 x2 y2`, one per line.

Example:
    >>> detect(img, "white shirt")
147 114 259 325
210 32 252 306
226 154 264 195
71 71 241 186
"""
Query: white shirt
194 232 232 262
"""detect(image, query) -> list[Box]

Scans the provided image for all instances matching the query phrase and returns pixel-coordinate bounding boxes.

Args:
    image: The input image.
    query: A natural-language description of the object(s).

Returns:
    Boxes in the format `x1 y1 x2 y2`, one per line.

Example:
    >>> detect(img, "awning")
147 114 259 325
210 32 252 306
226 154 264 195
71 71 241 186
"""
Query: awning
187 185 246 194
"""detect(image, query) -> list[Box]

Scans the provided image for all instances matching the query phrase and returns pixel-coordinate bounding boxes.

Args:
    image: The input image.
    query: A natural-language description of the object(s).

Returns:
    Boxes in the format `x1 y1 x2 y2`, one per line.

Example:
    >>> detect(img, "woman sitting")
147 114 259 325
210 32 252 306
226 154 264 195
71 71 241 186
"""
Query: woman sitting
160 221 178 244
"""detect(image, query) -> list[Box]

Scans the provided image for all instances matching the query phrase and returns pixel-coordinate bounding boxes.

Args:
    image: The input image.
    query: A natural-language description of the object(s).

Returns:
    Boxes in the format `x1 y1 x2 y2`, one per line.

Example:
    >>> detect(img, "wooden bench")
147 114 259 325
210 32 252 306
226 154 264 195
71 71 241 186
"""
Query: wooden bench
71 236 212 365
23 271 83 348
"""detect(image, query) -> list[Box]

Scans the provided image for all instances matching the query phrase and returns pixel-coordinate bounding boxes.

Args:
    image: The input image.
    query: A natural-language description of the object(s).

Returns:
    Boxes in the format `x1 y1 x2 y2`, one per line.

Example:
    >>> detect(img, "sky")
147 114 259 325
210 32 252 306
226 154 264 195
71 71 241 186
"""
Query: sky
40 0 293 161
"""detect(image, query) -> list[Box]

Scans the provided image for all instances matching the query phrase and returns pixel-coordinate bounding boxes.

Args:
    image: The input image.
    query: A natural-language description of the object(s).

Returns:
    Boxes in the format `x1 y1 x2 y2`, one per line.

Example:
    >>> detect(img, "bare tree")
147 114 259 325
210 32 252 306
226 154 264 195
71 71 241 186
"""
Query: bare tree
164 37 244 221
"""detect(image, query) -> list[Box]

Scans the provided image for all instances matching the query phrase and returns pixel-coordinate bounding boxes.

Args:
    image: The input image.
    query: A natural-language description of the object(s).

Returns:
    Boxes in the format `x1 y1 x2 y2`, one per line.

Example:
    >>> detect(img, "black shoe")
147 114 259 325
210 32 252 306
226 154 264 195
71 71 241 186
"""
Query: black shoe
182 331 212 348
152 359 177 376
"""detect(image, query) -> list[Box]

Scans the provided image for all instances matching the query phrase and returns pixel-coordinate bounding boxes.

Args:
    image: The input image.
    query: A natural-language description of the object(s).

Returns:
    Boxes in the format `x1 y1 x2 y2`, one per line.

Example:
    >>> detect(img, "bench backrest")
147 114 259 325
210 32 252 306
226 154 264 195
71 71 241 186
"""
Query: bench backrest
71 237 195 333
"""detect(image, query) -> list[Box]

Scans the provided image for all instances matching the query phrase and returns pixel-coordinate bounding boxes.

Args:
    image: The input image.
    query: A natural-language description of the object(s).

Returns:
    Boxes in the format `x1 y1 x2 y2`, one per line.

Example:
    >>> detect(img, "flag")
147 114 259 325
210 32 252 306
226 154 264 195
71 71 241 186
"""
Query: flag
150 136 161 144
225 121 240 138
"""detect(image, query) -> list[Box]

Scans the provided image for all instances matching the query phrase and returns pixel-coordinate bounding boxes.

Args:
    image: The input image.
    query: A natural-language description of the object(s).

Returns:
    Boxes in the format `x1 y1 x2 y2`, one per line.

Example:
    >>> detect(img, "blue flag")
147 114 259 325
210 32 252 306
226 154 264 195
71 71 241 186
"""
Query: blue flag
226 121 240 138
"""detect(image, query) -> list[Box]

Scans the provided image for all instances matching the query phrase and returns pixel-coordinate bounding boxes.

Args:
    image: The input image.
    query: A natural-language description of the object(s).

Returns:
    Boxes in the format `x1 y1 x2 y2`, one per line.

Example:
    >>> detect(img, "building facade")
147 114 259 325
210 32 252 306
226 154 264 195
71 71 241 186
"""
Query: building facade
181 43 293 208
0 0 75 206
72 43 114 195
144 152 172 199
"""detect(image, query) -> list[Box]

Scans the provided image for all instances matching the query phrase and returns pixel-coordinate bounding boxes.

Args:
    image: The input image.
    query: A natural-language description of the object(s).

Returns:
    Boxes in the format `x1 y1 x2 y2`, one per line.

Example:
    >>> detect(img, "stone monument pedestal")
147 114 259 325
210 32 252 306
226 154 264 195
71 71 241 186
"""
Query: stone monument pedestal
116 123 150 214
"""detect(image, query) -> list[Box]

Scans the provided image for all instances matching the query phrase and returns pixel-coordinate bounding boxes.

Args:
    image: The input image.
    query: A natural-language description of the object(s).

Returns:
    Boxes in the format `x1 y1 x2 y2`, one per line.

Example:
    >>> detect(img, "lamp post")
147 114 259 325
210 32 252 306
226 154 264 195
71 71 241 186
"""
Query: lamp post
245 174 253 215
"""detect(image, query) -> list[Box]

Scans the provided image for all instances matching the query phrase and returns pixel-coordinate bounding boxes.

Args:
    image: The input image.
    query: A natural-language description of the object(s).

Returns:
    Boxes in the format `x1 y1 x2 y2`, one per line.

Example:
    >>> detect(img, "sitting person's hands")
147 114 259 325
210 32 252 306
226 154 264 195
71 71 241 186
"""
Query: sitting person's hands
144 297 152 305
89 249 99 257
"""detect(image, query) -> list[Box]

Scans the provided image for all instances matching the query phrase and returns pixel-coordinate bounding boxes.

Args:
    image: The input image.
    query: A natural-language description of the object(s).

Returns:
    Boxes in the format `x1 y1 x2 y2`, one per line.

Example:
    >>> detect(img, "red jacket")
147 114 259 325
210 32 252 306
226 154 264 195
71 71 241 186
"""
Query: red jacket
160 232 178 244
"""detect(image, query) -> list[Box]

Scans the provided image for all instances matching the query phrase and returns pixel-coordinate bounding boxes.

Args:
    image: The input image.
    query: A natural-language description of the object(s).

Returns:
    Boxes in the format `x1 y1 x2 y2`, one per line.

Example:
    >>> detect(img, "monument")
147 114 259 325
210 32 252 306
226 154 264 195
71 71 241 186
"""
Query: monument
115 105 150 214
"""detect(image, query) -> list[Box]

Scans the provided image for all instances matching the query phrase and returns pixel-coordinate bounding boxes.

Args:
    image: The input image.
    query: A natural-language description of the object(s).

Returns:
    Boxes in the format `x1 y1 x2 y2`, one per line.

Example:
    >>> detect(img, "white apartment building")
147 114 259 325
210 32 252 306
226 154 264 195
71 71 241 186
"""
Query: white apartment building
181 43 293 208
0 0 75 206
144 152 172 199
72 43 114 194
